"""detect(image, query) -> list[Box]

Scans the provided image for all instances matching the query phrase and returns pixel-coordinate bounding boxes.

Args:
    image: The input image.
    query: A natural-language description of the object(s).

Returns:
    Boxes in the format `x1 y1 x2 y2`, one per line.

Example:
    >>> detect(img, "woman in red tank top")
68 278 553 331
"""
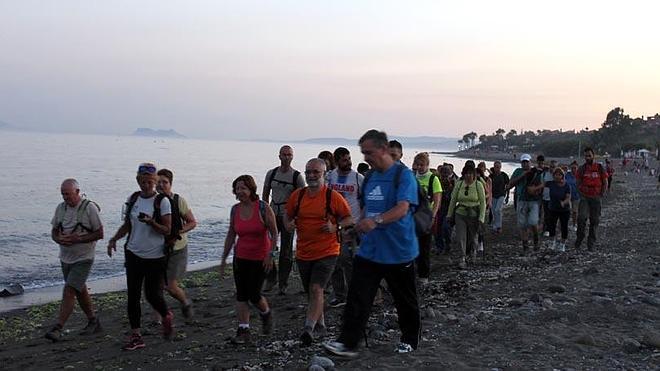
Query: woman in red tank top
220 175 278 344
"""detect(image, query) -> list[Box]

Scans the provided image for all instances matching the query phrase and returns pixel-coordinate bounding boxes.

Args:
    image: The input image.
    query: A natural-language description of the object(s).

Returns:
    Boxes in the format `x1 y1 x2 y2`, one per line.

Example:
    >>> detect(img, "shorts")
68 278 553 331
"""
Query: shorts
296 255 337 294
167 246 188 282
517 201 540 228
233 257 266 304
61 259 93 292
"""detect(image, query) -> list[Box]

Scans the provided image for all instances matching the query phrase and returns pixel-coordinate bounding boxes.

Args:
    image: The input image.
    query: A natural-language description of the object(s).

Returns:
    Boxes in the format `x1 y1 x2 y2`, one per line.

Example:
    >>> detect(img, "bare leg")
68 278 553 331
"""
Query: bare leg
237 301 251 325
57 286 78 327
75 285 95 320
306 284 325 323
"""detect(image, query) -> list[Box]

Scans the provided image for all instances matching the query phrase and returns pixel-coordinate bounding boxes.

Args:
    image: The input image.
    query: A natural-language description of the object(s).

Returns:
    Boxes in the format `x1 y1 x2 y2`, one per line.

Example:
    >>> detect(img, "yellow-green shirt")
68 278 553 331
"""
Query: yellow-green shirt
416 172 443 210
174 195 191 251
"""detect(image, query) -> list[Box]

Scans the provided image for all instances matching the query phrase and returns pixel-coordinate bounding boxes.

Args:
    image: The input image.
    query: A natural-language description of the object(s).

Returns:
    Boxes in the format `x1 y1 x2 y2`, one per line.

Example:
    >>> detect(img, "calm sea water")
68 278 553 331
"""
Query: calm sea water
0 131 515 291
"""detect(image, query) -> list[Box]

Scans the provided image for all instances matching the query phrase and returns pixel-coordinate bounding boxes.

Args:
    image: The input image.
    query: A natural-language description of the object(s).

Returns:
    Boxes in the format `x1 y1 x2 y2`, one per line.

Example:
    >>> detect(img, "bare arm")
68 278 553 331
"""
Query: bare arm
180 210 197 234
264 205 278 252
432 191 442 217
107 222 131 257
262 172 271 203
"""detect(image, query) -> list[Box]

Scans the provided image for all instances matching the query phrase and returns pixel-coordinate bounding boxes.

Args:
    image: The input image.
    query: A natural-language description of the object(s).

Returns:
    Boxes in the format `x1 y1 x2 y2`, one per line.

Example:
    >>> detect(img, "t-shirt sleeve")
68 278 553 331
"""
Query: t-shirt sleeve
285 189 300 218
178 196 191 216
397 169 418 206
432 176 443 194
296 172 306 188
263 170 273 194
159 197 172 216
563 183 571 197
51 204 63 228
331 190 352 219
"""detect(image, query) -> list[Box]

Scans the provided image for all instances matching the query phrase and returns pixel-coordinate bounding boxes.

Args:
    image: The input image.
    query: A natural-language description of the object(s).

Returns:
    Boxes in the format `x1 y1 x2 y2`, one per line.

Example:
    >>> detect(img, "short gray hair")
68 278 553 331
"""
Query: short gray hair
61 178 80 190
307 158 327 171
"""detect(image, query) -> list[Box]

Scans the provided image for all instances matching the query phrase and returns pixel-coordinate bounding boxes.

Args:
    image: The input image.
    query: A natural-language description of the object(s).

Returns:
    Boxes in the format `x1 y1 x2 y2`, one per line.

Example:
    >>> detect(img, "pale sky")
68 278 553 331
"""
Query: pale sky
1 0 658 140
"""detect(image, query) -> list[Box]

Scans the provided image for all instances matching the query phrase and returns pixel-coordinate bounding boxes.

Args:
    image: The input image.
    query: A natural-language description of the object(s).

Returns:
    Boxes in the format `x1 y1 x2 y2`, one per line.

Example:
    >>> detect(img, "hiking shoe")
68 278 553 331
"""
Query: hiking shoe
395 342 414 353
329 298 346 308
80 317 102 335
181 302 194 320
313 324 327 338
260 311 274 335
232 327 251 345
277 285 288 296
44 325 63 342
558 243 566 252
162 310 175 340
299 326 314 347
418 278 429 285
543 231 550 237
323 341 358 358
477 241 484 252
122 333 145 351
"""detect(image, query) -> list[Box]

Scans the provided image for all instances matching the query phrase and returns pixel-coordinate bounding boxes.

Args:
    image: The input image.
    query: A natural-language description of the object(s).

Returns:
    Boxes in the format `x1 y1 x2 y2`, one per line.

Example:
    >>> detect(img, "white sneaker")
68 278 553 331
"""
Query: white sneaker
558 242 566 252
323 341 358 358
551 240 557 250
477 241 484 252
572 226 578 232
395 342 414 353
543 231 550 237
418 278 429 284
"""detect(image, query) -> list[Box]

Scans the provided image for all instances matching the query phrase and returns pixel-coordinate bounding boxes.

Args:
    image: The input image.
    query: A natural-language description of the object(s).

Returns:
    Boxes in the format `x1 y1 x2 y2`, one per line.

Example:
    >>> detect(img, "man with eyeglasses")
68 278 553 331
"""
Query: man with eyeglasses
284 158 352 347
324 129 421 357
45 178 104 342
262 145 305 294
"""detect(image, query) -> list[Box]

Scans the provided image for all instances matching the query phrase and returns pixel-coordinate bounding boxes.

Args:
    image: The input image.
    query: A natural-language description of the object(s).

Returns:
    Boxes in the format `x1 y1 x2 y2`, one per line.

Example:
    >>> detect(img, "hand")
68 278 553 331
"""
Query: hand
219 260 227 277
107 239 117 257
321 220 336 234
57 233 76 246
356 218 377 234
285 218 297 233
139 214 153 224
263 256 273 273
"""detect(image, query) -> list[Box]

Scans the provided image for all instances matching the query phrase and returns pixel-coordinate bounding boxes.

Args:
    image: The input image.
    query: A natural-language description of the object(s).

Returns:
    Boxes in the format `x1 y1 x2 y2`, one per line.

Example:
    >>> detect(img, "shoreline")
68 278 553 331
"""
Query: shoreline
0 260 220 313
0 172 658 369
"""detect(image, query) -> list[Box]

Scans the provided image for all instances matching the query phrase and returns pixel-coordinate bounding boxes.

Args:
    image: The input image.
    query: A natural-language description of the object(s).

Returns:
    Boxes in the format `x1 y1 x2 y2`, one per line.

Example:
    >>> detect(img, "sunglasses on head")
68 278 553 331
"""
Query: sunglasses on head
138 165 157 174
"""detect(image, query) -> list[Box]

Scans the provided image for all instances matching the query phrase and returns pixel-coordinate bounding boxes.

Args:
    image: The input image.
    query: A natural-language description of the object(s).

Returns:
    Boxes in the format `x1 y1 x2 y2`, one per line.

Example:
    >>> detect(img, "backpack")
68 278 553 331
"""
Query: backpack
361 164 434 235
268 166 301 192
55 198 101 233
293 187 334 220
124 192 183 255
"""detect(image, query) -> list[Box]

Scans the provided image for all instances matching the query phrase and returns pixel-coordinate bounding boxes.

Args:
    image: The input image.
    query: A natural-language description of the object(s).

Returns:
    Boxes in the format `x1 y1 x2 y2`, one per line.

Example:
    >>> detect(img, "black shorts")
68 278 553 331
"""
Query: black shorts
296 255 337 293
233 258 266 304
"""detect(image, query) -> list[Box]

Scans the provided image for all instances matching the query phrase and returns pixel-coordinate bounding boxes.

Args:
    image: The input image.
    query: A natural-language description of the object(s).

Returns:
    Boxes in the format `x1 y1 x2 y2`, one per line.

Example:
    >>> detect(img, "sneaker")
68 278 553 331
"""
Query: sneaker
162 310 175 340
313 324 327 338
558 243 566 252
395 342 414 353
543 231 550 237
457 260 467 270
299 326 314 347
477 241 484 252
418 278 429 285
122 333 145 351
572 226 578 232
232 327 251 344
181 301 194 320
277 285 288 296
328 298 346 308
80 317 102 335
260 311 273 335
44 325 63 342
550 240 557 250
323 340 358 358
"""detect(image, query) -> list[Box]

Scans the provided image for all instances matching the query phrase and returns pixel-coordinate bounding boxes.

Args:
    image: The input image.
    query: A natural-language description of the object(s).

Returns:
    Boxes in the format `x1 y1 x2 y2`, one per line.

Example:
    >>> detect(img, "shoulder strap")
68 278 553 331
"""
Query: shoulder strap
428 174 437 201
355 172 360 199
360 170 375 209
325 187 333 220
153 193 167 223
393 163 404 190
293 170 301 189
293 188 307 219
125 191 141 223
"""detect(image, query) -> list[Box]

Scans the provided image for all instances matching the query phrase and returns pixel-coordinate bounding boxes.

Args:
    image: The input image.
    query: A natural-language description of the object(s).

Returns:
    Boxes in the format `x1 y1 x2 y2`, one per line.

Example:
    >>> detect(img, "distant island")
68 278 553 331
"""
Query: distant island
132 128 186 138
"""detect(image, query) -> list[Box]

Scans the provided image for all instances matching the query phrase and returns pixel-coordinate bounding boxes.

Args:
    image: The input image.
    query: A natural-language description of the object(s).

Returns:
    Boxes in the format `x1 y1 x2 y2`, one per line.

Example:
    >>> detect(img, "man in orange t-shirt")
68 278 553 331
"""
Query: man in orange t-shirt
285 158 353 347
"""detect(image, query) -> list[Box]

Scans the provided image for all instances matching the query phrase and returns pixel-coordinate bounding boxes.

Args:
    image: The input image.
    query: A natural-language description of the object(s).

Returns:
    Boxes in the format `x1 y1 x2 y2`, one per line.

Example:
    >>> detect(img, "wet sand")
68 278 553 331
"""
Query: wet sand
0 172 658 370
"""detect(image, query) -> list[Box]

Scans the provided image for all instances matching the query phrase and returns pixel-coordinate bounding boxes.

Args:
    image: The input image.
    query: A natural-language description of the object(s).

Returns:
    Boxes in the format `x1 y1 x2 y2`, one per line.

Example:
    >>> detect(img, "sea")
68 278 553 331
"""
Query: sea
0 131 517 311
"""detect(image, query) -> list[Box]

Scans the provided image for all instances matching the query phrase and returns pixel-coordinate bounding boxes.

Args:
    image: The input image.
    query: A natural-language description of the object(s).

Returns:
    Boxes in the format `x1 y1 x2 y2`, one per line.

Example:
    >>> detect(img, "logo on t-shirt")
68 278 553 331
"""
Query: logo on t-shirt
367 185 384 201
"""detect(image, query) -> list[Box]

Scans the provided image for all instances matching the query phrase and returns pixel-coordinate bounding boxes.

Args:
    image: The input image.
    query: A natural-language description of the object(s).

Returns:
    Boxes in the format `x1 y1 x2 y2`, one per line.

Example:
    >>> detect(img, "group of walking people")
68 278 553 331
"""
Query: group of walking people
44 129 610 358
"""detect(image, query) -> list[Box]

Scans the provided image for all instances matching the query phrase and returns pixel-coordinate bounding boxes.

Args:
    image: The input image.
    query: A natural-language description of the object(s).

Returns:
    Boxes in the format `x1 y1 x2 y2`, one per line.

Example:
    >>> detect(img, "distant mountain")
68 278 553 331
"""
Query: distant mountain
132 128 186 138
301 135 458 150
0 120 16 130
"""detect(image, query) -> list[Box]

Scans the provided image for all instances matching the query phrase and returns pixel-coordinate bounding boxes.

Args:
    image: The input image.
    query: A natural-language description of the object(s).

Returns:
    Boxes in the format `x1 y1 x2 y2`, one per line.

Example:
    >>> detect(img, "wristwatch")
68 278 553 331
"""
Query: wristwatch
374 214 384 225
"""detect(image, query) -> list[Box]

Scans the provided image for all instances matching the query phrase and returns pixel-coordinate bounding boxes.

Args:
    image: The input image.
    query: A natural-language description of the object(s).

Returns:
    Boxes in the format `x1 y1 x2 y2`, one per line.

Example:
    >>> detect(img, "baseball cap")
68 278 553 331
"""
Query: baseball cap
520 154 532 162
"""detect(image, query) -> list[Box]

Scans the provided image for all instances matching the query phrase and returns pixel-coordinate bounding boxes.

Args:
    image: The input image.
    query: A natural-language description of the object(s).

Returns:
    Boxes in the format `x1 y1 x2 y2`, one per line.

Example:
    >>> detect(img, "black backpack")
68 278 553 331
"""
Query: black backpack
361 164 434 235
125 192 183 255
268 166 302 191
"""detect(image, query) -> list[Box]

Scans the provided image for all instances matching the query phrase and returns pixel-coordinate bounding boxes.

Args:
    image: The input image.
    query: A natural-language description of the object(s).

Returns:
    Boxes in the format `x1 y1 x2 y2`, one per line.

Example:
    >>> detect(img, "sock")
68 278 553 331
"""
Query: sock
317 315 325 328
238 323 250 329
304 318 316 330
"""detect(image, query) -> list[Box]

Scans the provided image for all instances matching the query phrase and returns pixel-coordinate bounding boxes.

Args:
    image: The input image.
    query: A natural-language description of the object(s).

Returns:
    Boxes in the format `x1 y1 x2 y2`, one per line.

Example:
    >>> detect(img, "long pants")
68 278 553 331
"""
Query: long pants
337 256 421 349
415 232 432 279
547 210 570 239
491 196 505 230
435 212 452 252
576 196 601 248
330 242 354 301
125 250 168 329
542 200 551 232
265 215 295 290
455 214 479 260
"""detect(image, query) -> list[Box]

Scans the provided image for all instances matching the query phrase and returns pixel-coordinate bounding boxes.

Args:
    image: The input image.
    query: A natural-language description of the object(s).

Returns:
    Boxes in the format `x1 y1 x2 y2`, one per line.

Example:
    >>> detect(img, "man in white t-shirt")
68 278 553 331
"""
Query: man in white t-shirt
326 147 363 307
45 179 104 342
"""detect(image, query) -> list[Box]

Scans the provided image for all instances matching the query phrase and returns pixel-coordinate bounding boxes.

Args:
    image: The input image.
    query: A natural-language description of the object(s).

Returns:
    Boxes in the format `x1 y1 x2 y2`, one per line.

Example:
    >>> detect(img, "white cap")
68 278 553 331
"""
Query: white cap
520 154 532 162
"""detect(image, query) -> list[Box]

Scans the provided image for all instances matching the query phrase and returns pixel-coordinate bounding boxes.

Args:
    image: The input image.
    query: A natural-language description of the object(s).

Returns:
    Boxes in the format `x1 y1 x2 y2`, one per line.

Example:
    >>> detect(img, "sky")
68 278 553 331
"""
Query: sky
1 0 659 140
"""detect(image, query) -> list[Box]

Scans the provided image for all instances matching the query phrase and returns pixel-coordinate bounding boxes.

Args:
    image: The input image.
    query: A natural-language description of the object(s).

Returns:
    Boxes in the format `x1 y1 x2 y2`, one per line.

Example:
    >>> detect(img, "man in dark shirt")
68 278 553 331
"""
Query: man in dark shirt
489 161 509 234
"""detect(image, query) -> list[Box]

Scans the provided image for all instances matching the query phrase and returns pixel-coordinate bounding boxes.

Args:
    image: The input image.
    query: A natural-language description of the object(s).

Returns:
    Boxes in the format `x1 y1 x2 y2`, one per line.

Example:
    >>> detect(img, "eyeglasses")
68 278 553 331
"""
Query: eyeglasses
305 170 323 175
138 164 157 174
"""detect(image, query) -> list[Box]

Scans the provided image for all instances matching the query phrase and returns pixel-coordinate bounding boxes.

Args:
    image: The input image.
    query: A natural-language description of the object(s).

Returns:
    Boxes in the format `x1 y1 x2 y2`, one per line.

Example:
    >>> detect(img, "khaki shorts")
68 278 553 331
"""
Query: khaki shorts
167 246 188 282
61 259 93 292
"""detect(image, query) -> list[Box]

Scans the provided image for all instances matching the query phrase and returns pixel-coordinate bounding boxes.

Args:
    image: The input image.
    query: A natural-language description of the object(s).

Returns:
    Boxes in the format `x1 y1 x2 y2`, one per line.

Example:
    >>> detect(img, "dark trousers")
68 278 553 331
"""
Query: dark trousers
576 196 602 248
265 215 295 289
330 243 354 301
416 233 432 279
542 200 551 232
434 212 452 252
125 250 168 329
337 256 421 349
547 210 570 239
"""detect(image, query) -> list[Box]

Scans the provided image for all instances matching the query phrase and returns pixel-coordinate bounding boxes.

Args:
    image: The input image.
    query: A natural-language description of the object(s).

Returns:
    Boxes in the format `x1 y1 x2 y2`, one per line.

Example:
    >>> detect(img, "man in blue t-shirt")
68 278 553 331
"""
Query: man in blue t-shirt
324 129 420 358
